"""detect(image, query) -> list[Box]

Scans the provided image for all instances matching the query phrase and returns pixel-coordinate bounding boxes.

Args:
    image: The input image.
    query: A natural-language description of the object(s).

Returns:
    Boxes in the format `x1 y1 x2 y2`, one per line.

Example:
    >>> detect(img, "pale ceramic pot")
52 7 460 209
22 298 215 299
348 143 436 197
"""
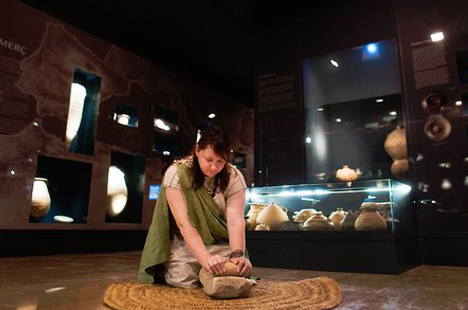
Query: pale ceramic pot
302 212 335 231
106 166 128 217
256 202 289 230
116 114 131 126
329 208 347 230
254 223 270 231
278 221 303 231
66 83 86 150
246 203 265 225
391 159 409 178
30 177 51 219
384 126 407 159
293 208 318 222
340 210 357 231
336 165 358 182
355 203 387 231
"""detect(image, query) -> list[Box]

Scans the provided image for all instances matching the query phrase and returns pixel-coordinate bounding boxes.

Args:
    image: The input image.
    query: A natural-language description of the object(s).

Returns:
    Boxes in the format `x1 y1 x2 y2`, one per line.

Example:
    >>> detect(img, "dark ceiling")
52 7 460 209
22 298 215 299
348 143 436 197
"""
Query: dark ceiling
19 0 254 105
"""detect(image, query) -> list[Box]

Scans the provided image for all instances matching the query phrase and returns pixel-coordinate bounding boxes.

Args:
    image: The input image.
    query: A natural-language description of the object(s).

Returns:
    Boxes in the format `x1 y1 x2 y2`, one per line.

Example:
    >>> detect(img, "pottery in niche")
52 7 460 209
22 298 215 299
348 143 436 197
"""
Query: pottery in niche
256 202 289 230
278 221 303 231
355 203 387 231
329 208 347 230
384 126 407 159
336 165 358 182
340 210 357 231
30 177 51 219
424 116 451 142
302 212 335 231
106 166 128 217
65 83 87 150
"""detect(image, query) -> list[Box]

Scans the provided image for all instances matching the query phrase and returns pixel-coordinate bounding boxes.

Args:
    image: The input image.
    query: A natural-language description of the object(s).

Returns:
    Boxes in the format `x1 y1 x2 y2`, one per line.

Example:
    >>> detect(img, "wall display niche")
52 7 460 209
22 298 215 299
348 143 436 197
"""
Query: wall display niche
66 69 101 155
302 39 406 183
30 155 92 224
153 106 181 157
106 151 146 223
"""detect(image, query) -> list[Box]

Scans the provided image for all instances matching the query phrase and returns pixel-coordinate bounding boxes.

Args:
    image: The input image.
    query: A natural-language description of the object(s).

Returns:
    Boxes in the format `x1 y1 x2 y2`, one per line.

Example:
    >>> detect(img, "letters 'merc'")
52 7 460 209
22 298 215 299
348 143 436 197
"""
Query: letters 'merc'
0 38 28 56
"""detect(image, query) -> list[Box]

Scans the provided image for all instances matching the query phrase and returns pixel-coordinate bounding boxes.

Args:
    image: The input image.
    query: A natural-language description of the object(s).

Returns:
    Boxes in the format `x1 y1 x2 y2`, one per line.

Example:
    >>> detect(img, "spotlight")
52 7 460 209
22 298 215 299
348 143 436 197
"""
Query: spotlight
430 31 444 42
330 59 339 68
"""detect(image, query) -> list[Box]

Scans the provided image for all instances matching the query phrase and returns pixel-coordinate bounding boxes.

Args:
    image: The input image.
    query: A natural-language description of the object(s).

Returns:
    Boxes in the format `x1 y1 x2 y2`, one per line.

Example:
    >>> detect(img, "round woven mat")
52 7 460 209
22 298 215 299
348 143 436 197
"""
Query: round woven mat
103 276 341 310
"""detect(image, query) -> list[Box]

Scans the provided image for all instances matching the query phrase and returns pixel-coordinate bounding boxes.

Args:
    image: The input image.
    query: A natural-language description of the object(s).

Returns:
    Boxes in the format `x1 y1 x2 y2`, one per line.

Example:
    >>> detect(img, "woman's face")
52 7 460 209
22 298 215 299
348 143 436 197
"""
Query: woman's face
195 145 226 178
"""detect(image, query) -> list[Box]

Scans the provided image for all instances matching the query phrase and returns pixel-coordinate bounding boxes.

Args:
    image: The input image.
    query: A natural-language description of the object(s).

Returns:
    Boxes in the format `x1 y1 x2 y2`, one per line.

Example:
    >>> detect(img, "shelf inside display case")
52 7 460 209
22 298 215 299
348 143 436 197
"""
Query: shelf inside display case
244 179 419 274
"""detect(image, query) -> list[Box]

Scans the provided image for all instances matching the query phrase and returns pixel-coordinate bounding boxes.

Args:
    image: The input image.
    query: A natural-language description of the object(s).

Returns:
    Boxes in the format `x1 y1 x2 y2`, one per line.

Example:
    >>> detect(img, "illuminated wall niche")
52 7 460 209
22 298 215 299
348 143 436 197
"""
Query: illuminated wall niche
66 69 102 155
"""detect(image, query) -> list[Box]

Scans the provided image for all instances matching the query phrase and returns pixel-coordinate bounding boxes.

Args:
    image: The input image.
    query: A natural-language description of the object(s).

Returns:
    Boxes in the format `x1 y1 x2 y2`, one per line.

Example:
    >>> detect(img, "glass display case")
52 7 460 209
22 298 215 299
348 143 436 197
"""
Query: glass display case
245 179 413 233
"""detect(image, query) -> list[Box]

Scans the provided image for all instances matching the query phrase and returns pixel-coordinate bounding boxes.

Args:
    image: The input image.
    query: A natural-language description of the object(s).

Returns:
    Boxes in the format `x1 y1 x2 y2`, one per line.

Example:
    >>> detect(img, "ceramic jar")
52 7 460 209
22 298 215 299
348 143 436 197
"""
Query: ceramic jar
340 210 357 231
254 223 270 231
246 203 265 225
279 221 303 231
336 165 358 182
302 212 335 231
66 83 86 150
355 203 387 231
256 202 289 230
329 208 347 230
293 208 318 222
384 126 407 159
116 113 131 125
30 177 51 219
391 159 409 179
106 166 128 217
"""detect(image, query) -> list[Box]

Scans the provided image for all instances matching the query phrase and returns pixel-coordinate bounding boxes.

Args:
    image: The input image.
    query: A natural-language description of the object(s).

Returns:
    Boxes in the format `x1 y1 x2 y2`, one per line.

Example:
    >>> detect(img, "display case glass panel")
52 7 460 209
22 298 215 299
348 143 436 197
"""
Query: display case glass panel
245 179 413 233
303 39 405 183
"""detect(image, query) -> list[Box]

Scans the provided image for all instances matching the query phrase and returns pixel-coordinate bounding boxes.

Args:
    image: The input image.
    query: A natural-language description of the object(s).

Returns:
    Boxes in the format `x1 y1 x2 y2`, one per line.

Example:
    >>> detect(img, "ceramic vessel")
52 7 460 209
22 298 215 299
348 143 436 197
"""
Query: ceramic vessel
293 208 318 222
256 202 289 230
424 116 451 142
278 221 303 231
355 203 387 231
336 165 358 182
302 212 335 231
116 113 131 125
66 83 86 150
107 166 128 217
254 223 270 231
384 126 407 159
340 210 357 231
246 203 265 225
391 159 409 178
329 208 346 230
30 177 51 219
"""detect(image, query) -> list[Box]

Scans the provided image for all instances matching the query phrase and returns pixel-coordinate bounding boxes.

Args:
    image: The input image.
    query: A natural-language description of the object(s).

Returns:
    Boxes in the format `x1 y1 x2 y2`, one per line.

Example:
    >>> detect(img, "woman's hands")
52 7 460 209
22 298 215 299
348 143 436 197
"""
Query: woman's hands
202 255 227 275
229 256 252 277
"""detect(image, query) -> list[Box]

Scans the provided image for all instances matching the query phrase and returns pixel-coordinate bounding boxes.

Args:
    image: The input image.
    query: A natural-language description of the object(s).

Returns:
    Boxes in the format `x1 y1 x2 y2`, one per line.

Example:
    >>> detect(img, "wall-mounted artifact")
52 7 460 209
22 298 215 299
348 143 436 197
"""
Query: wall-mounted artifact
106 166 128 217
256 202 289 230
424 116 451 142
329 208 347 230
302 212 335 231
421 91 447 113
30 177 51 219
116 113 131 126
336 165 358 182
340 210 357 231
65 83 86 150
391 159 409 179
355 202 387 231
384 126 407 159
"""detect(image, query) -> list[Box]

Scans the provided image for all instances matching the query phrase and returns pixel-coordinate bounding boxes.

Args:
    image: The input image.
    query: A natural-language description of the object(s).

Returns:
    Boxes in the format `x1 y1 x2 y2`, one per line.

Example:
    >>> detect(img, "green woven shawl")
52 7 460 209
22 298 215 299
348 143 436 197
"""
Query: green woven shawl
137 163 229 284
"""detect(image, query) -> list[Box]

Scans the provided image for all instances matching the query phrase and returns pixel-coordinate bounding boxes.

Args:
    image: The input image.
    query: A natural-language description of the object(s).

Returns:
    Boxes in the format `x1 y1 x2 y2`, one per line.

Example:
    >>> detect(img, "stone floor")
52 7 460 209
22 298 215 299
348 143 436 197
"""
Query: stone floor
1 251 467 309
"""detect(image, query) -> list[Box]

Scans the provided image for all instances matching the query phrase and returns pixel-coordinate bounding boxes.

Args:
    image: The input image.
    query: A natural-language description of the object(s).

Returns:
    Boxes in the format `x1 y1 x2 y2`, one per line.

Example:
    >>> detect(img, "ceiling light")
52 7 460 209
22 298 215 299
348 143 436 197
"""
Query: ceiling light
10 170 15 175
330 59 339 68
389 111 397 116
335 118 342 122
430 31 444 42
455 100 462 106
208 113 216 119
366 43 378 54
316 107 324 112
305 137 311 144
375 98 384 103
